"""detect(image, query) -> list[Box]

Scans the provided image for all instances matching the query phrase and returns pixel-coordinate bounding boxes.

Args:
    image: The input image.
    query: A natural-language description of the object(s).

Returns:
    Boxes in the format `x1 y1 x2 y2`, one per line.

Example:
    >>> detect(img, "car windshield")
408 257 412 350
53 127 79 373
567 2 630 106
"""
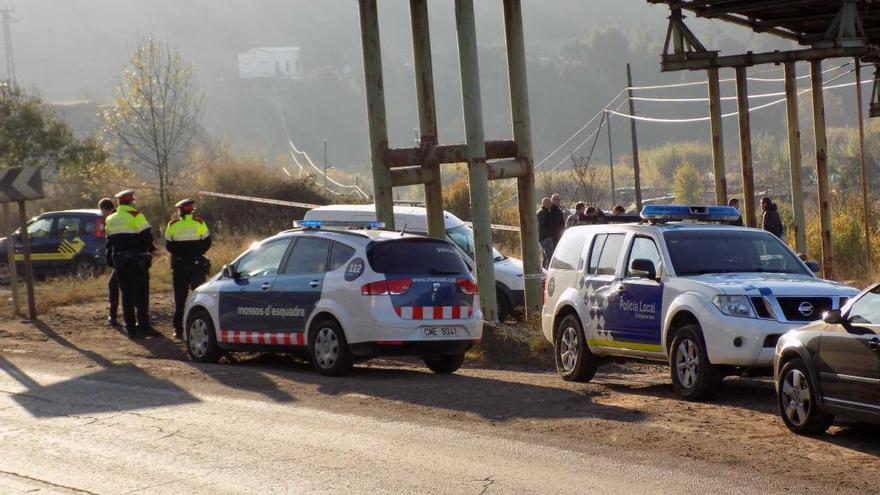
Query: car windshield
664 230 809 276
446 224 505 262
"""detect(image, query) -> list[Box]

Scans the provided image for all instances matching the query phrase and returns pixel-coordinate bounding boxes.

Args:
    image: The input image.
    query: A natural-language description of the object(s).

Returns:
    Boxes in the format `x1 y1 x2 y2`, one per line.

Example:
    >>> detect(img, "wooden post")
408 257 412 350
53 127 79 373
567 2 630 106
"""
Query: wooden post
16 201 35 319
2 203 19 317
455 0 497 322
811 60 834 279
606 111 616 207
735 66 756 227
358 0 395 229
784 62 807 254
503 0 542 314
855 58 872 270
707 67 727 205
626 63 643 212
409 0 445 240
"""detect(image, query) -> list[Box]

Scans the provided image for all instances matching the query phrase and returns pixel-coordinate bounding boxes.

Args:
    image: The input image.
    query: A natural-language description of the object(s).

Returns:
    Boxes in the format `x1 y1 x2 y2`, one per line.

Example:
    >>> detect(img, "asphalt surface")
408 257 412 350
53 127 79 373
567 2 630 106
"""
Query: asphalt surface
0 358 820 495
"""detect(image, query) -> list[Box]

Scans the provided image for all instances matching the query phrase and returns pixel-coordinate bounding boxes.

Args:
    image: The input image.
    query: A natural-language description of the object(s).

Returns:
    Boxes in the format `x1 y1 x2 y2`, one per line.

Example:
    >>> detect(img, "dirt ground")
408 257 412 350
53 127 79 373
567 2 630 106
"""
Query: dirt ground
1 293 878 493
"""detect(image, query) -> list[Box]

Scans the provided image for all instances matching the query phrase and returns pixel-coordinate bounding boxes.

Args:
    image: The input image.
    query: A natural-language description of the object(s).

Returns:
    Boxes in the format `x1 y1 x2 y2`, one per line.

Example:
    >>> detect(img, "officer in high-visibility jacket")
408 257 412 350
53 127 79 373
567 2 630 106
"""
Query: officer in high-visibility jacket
165 198 212 339
105 189 155 338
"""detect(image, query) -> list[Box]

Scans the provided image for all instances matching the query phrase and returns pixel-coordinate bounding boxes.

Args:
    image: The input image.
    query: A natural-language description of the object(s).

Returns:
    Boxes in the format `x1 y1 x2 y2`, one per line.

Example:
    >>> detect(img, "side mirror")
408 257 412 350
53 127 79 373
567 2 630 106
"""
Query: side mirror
222 264 237 279
823 309 843 325
629 258 657 280
805 260 820 274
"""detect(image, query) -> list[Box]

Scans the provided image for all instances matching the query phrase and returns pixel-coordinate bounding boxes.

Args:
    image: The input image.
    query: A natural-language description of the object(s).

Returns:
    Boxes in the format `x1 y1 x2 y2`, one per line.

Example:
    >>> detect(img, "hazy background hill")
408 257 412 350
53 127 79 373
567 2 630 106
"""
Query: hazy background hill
7 1 857 173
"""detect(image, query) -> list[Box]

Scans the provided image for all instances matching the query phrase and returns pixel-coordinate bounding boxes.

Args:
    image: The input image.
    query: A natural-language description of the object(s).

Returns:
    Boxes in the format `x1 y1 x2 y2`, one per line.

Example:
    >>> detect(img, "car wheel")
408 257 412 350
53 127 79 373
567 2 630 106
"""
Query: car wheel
424 353 465 374
309 319 353 377
554 313 598 382
496 291 512 323
74 258 97 280
670 324 723 401
186 309 222 363
778 358 833 435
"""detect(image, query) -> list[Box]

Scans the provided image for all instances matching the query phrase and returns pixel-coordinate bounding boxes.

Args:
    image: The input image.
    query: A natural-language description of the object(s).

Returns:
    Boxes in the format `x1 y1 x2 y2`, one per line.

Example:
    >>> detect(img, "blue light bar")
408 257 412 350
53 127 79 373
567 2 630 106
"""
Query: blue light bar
294 220 386 230
640 205 741 222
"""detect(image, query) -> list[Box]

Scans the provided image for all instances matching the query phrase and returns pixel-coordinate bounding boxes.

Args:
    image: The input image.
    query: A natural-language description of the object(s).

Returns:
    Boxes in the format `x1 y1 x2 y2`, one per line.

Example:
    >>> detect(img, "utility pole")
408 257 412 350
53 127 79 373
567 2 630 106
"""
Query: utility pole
606 110 616 207
626 63 642 211
855 58 872 271
323 138 328 189
1 7 14 85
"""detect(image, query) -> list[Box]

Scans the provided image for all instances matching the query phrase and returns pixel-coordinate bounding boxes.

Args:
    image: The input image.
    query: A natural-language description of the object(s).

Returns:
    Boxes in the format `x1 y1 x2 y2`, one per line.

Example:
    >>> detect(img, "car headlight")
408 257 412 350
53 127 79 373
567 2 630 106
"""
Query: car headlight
712 295 756 318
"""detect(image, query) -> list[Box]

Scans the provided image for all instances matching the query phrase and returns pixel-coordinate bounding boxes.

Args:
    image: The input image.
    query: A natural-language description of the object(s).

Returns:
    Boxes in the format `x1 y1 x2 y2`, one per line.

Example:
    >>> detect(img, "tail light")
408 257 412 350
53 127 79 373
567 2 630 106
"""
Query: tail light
95 217 105 238
456 278 478 295
361 279 412 296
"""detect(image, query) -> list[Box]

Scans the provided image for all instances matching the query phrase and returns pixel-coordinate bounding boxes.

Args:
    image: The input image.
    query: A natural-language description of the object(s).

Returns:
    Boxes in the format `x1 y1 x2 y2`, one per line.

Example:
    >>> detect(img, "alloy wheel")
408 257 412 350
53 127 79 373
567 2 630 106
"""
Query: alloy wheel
559 325 579 372
675 339 700 389
314 327 339 369
189 318 210 358
782 368 812 427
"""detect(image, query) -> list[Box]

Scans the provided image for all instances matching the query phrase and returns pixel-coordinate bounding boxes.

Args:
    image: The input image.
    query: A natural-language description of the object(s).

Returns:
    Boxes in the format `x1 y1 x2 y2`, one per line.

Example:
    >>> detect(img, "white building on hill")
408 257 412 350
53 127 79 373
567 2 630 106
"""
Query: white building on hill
238 47 303 80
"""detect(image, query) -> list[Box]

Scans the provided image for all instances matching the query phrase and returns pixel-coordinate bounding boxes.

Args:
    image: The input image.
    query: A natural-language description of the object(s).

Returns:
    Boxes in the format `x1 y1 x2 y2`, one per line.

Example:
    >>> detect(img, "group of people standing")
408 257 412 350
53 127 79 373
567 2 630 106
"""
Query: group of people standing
536 194 628 268
727 196 784 239
100 189 212 340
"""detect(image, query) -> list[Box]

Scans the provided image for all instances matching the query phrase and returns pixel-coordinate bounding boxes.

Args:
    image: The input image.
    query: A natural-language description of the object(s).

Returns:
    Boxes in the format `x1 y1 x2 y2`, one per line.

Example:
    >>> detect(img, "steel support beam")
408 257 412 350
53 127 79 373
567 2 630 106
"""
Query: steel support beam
358 0 394 228
626 63 643 212
455 0 497 322
707 67 727 205
390 166 436 188
735 66 756 227
811 61 834 279
503 0 542 315
487 158 527 181
663 45 869 71
855 58 872 271
384 140 518 168
409 0 445 239
784 62 807 254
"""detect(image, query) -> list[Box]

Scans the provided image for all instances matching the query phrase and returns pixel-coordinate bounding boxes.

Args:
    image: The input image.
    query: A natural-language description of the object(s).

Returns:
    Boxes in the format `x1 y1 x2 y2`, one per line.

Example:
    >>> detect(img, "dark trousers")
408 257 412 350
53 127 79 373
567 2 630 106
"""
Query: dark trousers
113 252 150 332
108 269 119 320
540 237 555 269
171 257 205 332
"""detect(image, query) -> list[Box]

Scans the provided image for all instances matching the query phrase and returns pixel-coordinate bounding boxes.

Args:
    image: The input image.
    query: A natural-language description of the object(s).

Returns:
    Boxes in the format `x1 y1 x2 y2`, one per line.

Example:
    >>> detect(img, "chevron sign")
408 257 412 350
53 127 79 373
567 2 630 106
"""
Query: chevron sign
0 167 43 202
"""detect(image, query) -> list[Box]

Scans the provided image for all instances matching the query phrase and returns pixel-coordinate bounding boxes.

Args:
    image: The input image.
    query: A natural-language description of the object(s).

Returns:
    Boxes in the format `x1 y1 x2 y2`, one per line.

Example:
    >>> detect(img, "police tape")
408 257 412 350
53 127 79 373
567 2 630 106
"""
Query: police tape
198 190 524 233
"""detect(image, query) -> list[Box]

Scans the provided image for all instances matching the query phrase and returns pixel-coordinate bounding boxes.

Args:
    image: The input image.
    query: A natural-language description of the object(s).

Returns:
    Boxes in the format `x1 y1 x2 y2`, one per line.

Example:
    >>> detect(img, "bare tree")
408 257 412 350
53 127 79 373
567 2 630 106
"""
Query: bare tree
103 37 204 212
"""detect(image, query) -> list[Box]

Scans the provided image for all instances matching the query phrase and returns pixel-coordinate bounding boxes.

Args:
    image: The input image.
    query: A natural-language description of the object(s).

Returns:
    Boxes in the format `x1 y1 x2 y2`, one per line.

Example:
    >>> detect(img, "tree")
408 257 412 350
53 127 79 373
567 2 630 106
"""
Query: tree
103 37 204 213
0 84 76 169
674 161 703 205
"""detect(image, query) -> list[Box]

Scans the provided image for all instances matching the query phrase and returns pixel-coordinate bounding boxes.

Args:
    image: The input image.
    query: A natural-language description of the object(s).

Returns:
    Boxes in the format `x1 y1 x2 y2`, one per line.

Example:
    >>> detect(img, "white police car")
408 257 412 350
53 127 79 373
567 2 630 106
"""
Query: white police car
542 205 858 400
183 220 482 376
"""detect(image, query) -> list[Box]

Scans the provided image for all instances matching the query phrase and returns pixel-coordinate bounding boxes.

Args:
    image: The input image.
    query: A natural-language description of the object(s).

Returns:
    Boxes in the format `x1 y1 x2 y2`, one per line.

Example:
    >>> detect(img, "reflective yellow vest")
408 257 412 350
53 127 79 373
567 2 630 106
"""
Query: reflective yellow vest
106 204 150 236
165 215 209 242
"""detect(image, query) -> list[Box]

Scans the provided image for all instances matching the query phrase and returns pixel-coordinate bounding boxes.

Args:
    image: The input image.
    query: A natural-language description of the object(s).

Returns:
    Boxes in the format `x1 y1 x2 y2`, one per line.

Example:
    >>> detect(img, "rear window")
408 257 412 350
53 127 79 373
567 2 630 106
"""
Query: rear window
550 228 591 271
367 239 468 275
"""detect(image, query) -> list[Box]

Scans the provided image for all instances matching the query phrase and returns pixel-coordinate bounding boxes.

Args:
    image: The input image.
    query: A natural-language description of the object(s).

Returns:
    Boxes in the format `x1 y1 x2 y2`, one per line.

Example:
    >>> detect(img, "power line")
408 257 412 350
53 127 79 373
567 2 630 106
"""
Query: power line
625 62 850 91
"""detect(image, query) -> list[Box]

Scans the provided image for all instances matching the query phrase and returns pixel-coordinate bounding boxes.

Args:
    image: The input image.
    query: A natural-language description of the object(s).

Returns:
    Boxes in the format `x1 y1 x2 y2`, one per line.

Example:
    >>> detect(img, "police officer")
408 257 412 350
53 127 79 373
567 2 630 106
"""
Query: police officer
98 197 120 327
165 198 212 339
105 189 155 338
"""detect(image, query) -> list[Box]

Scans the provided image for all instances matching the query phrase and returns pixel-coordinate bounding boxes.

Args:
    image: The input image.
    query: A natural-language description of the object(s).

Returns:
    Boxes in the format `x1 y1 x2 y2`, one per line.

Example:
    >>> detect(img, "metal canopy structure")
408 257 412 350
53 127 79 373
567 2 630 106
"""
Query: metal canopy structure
647 0 880 279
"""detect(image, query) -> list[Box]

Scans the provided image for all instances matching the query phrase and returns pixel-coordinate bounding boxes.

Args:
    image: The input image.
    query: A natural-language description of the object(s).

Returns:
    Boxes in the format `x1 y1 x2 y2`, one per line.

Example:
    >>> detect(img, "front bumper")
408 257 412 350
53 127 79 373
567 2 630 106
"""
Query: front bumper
701 313 807 368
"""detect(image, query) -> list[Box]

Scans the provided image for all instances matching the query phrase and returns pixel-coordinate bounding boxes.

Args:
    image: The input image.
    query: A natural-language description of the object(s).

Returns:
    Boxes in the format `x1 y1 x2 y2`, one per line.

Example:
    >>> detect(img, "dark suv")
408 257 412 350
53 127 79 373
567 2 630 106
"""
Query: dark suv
0 209 107 284
774 283 880 434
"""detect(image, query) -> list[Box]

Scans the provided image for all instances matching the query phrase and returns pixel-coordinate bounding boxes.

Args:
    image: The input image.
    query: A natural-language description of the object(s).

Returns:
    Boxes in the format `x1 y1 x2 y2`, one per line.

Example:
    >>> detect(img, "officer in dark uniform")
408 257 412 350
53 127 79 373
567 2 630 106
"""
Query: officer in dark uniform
98 197 120 327
165 198 212 339
105 189 155 338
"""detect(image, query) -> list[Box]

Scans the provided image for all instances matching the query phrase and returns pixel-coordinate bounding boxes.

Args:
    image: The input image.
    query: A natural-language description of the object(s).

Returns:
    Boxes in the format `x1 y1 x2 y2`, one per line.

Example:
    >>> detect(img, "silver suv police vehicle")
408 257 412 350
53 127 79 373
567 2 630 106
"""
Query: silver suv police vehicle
184 220 482 376
542 206 858 400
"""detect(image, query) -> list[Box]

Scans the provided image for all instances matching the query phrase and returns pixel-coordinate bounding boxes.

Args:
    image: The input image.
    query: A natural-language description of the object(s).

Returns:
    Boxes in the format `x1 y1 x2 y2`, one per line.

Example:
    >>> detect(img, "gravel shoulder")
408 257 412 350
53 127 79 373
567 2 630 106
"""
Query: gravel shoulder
0 294 878 494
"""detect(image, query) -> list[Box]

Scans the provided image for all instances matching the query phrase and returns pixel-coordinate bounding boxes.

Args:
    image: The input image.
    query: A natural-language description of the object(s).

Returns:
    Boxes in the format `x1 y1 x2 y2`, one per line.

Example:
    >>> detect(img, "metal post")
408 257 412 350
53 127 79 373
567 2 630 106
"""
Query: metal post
409 0 445 240
784 62 807 254
855 58 872 270
626 63 643 212
455 0 497 322
735 66 756 227
357 0 395 228
811 60 834 279
503 0 541 315
16 201 35 319
707 67 727 205
323 138 328 189
606 110 616 207
2 203 19 317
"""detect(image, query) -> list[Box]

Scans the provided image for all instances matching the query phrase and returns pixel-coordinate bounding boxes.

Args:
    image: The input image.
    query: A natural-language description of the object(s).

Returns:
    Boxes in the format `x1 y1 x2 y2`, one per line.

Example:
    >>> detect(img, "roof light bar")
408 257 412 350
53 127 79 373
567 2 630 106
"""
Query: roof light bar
640 205 740 223
294 220 386 230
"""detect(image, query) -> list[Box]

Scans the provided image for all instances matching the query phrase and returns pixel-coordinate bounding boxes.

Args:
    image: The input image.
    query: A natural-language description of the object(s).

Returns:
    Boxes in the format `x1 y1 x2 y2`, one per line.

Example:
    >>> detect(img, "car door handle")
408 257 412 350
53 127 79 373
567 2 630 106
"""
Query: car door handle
309 280 320 288
261 282 272 291
869 338 880 352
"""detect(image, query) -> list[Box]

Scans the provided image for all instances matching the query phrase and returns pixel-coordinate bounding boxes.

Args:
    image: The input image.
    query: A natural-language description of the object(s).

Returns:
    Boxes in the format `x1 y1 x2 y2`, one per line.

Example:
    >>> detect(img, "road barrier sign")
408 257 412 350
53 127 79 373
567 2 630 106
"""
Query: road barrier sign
0 166 43 202
0 167 43 320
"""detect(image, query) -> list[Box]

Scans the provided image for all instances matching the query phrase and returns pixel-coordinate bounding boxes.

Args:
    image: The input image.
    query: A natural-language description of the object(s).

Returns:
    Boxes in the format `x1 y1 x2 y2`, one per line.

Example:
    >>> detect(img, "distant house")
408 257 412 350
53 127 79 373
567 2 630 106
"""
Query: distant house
238 47 303 80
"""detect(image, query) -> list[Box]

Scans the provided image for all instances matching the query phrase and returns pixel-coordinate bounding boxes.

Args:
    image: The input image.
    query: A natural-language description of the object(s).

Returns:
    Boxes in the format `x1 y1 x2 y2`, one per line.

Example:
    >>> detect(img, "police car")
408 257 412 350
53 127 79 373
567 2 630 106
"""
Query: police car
542 205 858 400
183 220 482 376
0 209 107 284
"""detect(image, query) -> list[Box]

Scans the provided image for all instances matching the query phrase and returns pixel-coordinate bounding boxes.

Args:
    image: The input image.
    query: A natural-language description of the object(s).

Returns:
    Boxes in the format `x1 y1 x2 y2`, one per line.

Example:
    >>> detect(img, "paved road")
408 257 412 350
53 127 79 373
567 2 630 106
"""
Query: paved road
0 356 829 495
